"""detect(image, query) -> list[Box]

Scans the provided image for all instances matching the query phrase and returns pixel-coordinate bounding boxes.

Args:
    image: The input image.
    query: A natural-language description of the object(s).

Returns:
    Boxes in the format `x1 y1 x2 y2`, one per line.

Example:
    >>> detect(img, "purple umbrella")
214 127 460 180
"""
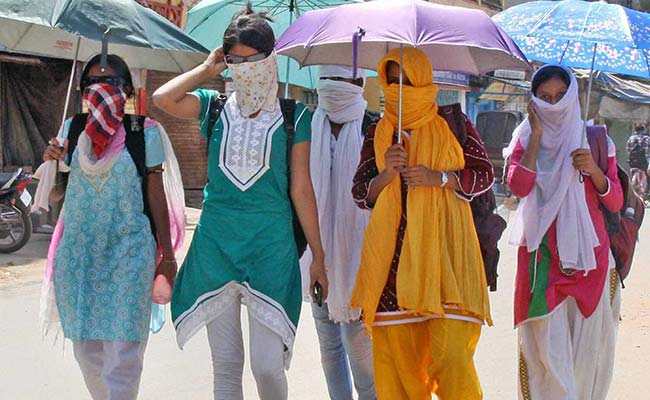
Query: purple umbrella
275 0 530 75
275 0 530 140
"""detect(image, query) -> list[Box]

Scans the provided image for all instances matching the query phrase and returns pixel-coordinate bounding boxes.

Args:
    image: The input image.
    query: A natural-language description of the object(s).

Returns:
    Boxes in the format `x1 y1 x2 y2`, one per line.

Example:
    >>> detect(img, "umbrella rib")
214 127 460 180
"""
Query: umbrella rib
577 1 598 43
187 1 234 35
10 23 36 50
527 1 562 38
643 48 650 79
168 49 185 74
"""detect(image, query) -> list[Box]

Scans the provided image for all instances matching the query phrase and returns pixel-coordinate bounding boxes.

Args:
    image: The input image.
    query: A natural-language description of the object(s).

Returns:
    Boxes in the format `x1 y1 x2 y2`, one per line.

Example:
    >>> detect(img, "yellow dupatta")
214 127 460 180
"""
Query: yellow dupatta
351 48 491 330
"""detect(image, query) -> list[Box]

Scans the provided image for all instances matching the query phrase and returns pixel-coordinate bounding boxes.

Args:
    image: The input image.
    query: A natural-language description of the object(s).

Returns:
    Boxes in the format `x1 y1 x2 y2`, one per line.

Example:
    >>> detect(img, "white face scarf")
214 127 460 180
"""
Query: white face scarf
504 65 599 273
227 51 279 117
299 76 370 323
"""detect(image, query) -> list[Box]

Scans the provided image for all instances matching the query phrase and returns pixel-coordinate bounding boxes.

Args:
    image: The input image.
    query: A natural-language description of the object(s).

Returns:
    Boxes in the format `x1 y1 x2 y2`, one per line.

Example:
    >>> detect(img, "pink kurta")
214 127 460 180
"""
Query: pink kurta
507 139 623 326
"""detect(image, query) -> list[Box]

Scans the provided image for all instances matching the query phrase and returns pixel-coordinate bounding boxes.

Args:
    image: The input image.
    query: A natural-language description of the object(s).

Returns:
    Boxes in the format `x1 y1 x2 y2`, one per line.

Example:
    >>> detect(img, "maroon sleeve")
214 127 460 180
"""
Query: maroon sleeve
451 117 495 201
352 127 379 210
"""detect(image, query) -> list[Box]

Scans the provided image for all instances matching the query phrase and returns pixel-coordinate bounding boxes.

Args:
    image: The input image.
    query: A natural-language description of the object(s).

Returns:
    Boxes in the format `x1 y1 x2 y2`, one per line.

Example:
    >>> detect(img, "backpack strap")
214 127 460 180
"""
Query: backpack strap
586 125 609 174
280 99 297 142
280 98 298 172
66 113 89 166
206 92 228 154
123 115 147 178
279 98 308 257
122 115 155 238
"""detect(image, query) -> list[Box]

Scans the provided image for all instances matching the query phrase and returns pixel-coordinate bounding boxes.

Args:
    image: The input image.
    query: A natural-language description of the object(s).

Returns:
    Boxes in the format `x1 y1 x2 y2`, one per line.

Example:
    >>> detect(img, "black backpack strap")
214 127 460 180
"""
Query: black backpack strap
124 115 148 178
123 115 156 239
279 98 307 257
206 92 228 154
66 113 89 165
280 99 298 174
279 98 297 142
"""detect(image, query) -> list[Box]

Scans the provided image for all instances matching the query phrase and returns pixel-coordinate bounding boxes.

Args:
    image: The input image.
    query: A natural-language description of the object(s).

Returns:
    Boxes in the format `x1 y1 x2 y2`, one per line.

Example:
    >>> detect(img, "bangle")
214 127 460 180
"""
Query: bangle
163 259 177 264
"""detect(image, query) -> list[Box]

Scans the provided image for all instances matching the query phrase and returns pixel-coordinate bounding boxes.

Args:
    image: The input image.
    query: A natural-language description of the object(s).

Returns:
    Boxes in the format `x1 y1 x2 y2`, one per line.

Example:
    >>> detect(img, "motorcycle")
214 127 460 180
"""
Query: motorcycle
0 168 33 253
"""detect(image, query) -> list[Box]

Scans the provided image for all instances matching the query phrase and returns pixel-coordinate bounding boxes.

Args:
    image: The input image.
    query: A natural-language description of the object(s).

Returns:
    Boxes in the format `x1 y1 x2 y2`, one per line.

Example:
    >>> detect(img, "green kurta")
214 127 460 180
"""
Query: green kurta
171 89 311 366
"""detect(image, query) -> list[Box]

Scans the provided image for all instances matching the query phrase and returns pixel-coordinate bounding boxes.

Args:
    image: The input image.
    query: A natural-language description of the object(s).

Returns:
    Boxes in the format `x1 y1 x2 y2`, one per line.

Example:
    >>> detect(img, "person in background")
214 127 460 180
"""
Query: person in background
626 121 650 199
300 65 376 400
504 64 623 400
152 5 327 400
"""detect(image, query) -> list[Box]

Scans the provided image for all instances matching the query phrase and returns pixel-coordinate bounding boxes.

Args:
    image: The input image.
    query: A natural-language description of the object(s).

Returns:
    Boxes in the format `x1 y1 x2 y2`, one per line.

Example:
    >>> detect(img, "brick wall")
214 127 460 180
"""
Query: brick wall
145 71 224 205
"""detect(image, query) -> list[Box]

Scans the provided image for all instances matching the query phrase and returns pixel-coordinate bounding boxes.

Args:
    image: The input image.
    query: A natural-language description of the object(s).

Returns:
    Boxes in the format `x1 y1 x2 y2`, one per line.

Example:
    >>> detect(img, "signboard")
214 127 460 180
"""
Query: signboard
494 69 527 80
434 71 470 87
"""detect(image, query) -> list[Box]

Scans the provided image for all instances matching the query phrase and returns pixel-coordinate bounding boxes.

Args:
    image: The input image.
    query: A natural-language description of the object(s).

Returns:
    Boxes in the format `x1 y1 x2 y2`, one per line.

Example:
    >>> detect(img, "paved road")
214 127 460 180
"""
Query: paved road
1 208 648 399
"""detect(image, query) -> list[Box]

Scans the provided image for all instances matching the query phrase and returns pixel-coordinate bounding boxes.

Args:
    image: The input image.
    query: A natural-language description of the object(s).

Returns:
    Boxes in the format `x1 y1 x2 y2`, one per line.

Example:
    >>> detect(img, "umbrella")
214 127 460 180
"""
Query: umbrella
276 0 530 140
493 0 650 127
185 0 360 96
0 0 209 73
0 0 210 126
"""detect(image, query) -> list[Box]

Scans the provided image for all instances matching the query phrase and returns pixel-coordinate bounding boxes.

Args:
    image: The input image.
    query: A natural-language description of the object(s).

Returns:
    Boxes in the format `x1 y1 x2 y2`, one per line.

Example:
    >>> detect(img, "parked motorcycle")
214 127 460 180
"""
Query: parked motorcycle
0 168 33 253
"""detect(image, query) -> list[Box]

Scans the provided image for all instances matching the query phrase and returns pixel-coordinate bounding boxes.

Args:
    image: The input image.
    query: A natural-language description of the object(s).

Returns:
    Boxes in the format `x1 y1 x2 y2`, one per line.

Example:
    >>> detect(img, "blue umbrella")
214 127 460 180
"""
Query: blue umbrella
494 0 650 125
493 0 650 78
186 0 361 96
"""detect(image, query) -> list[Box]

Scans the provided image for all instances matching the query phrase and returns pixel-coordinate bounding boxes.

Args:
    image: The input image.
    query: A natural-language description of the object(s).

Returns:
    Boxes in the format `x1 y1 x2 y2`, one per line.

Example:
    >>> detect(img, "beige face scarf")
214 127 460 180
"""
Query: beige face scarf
227 51 279 117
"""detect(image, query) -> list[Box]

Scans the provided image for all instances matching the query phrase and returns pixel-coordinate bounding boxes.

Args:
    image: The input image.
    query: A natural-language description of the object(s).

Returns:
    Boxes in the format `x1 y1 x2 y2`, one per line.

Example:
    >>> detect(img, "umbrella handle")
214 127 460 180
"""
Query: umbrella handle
100 27 111 73
352 28 365 80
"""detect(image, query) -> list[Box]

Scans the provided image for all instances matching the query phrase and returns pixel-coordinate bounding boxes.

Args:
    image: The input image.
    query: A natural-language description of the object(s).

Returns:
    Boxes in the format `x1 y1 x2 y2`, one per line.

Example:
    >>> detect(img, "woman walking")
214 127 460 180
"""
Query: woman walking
39 53 184 400
351 48 494 400
504 65 623 400
153 5 327 400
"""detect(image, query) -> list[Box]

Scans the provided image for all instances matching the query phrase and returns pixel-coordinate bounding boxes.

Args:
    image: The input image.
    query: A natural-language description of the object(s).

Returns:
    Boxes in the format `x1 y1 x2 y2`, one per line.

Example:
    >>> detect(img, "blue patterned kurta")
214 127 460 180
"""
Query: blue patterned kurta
54 119 164 342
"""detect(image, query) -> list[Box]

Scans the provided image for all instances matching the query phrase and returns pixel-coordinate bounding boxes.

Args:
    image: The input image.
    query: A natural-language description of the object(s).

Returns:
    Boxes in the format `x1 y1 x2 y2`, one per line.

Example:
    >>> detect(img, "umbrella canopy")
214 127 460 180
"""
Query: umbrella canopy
0 0 209 73
186 0 359 90
275 0 530 75
493 0 650 79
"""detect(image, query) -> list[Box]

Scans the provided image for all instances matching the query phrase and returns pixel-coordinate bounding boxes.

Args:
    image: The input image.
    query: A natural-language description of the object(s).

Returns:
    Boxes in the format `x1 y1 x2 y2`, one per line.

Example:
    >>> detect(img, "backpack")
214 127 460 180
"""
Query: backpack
438 104 507 292
205 94 307 258
588 125 644 285
627 136 648 170
66 114 157 238
367 104 506 292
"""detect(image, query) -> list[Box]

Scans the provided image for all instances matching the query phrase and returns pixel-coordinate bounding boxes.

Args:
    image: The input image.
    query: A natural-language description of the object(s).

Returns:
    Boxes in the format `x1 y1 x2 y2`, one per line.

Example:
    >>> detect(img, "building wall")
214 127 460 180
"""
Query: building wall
145 71 224 202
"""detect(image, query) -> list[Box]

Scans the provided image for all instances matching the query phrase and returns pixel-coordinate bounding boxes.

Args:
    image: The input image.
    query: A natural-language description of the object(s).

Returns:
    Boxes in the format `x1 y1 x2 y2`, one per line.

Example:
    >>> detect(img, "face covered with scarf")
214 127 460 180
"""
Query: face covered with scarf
226 50 279 117
351 48 491 330
504 65 600 272
82 82 127 159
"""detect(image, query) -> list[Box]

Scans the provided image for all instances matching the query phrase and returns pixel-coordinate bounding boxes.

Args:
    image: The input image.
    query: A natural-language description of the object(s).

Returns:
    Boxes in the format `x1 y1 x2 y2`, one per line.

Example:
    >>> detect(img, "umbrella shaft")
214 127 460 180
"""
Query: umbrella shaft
61 37 81 128
398 45 403 145
581 44 597 145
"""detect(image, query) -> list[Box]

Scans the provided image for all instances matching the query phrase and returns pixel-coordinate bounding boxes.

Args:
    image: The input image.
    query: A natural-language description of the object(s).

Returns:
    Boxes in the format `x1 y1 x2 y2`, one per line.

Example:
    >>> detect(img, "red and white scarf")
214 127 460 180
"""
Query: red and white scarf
82 83 126 158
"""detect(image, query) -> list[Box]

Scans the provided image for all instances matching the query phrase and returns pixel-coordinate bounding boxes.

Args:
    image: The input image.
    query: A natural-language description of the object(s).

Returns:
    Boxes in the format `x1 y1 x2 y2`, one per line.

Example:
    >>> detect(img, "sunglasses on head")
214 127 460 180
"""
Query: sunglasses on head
82 76 126 89
225 52 268 65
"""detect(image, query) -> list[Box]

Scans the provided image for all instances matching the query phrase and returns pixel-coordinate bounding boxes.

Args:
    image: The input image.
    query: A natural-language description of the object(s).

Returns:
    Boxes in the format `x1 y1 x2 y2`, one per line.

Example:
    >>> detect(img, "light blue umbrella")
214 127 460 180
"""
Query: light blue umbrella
493 0 650 78
494 0 650 125
185 0 360 96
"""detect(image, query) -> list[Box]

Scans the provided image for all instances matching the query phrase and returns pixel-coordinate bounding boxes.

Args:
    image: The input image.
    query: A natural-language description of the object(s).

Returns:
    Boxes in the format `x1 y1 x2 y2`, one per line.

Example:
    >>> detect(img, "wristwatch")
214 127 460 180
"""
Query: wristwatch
440 171 449 188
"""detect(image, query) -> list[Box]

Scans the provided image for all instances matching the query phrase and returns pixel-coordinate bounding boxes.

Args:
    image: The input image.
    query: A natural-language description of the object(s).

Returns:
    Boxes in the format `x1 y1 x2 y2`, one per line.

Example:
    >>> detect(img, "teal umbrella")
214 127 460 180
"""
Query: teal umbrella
0 0 209 73
0 0 209 126
185 0 360 96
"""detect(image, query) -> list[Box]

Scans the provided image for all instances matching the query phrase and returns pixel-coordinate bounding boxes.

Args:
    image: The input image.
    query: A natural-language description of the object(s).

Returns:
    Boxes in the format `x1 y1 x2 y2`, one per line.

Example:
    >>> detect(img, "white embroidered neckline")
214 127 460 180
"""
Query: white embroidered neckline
218 94 283 191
